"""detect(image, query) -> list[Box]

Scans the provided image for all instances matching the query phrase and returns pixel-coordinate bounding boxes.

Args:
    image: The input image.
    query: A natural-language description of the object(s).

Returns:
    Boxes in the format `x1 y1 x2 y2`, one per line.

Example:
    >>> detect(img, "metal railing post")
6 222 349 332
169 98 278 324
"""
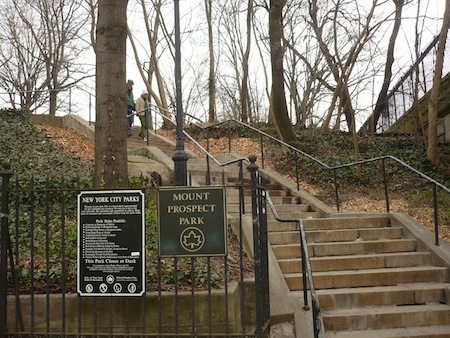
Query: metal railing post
382 158 390 213
295 152 299 191
300 225 309 310
259 133 265 169
1 162 13 338
333 169 340 212
433 183 440 246
227 120 232 154
206 138 211 185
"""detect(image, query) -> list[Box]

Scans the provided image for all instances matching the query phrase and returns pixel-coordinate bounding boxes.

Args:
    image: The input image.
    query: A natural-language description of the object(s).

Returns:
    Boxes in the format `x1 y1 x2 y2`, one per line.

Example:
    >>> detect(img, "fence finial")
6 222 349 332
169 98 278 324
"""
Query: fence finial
1 162 12 178
247 154 258 172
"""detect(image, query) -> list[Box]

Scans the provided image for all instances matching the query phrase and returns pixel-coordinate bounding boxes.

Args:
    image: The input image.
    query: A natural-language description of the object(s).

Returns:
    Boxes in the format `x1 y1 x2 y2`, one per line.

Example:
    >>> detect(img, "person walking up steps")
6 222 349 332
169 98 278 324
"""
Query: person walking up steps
136 89 149 140
126 79 135 137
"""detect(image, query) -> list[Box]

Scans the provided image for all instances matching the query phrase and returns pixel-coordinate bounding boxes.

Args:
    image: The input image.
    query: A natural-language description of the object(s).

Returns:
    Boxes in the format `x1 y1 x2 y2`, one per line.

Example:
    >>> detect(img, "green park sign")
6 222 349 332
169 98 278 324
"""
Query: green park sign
157 186 227 257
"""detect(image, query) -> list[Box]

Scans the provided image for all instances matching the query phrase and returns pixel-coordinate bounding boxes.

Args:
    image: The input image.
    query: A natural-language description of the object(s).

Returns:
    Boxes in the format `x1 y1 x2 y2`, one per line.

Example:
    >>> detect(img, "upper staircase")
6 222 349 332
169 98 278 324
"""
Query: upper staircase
130 127 450 338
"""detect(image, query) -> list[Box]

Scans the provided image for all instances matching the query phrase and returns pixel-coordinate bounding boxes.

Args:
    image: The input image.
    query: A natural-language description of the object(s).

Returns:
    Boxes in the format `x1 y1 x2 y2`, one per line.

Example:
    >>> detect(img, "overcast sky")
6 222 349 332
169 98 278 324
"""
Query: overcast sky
0 0 446 128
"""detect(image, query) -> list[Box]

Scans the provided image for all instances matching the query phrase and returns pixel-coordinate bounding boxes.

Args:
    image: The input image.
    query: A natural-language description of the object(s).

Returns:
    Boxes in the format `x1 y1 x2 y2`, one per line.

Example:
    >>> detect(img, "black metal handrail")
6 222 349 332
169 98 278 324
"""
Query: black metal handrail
266 194 323 338
150 111 449 246
185 118 449 246
149 109 447 335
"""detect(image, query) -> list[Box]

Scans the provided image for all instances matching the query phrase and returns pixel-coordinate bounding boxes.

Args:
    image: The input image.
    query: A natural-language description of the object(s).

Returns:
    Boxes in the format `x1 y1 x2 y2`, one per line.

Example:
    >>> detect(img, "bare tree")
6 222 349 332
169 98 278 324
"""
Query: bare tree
95 0 129 188
83 0 98 52
426 0 450 170
0 4 46 113
216 0 249 123
127 0 182 128
8 0 92 115
308 0 382 133
205 0 216 123
240 0 254 123
370 0 405 134
269 0 296 143
282 0 329 128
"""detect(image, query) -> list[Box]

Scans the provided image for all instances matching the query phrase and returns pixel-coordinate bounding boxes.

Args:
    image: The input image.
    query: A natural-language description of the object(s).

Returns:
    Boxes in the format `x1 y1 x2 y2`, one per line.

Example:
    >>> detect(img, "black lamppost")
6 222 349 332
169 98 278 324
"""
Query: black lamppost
172 0 188 186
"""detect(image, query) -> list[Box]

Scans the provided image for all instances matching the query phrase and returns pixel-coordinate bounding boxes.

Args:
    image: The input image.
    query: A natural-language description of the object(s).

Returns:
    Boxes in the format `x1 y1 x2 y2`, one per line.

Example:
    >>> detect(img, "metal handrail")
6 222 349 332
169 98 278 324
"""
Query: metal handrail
148 109 449 246
266 194 323 338
148 106 251 171
185 118 449 246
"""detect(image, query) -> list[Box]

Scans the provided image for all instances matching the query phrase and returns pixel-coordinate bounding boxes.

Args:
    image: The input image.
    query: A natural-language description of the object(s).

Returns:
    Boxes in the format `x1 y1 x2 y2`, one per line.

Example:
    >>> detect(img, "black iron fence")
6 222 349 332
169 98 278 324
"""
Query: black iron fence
0 158 270 337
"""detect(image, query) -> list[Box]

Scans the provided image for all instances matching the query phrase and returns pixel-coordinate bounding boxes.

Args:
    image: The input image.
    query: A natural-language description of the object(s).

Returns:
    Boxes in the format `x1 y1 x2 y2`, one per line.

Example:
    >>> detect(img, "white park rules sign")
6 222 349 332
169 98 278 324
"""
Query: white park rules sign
77 190 145 296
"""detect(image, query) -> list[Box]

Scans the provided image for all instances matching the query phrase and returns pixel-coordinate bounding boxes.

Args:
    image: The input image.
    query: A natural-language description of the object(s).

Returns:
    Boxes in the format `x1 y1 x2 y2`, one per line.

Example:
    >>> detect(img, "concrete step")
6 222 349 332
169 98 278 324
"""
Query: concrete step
267 203 311 213
266 210 319 219
324 325 450 337
278 252 433 273
226 194 301 205
268 211 321 221
272 238 417 259
303 216 390 230
268 227 403 245
322 303 450 331
227 187 299 198
188 166 244 175
316 283 450 309
285 266 448 290
266 220 300 232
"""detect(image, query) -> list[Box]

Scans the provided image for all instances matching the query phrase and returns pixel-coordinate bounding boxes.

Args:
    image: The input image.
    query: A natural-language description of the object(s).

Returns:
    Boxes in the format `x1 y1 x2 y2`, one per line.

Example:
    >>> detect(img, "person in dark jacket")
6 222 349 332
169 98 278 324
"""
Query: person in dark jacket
126 79 135 137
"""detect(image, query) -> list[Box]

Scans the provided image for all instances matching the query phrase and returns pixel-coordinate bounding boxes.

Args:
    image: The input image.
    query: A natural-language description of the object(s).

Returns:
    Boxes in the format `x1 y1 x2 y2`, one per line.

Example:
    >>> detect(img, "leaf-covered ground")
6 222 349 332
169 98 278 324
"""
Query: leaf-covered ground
34 121 450 243
159 126 450 244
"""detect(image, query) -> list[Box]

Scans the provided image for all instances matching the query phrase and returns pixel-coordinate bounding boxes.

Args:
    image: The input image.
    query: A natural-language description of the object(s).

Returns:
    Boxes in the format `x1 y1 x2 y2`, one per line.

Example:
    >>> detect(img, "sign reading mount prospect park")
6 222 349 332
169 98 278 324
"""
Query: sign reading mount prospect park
158 186 227 257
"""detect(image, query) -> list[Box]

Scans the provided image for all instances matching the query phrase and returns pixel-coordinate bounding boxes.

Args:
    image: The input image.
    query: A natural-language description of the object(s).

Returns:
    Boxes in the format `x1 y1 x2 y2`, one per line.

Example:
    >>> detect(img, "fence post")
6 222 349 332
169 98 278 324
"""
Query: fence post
248 154 270 337
1 162 13 338
333 169 340 212
247 154 263 337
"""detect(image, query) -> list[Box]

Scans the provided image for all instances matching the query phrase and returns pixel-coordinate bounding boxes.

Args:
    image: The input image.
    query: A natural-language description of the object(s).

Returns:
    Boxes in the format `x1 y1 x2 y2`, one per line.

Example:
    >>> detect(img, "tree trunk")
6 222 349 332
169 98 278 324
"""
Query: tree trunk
370 0 404 134
427 0 450 168
49 89 57 116
205 0 216 123
240 0 253 124
95 0 129 188
269 0 296 144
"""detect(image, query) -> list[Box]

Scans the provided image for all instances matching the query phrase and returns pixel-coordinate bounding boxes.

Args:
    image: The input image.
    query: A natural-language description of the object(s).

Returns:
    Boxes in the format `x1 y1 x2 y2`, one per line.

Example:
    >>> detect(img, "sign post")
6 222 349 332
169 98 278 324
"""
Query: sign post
77 190 145 296
158 186 227 257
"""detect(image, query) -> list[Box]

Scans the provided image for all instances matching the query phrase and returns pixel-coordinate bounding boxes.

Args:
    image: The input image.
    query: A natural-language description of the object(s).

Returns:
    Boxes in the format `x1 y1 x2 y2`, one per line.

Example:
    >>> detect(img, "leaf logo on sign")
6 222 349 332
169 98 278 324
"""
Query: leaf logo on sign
180 227 205 252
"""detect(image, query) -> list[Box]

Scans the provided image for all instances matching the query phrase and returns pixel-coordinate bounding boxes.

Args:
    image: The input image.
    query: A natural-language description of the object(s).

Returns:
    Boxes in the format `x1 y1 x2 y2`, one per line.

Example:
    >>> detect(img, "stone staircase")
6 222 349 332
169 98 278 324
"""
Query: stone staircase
129 129 450 337
269 211 450 337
